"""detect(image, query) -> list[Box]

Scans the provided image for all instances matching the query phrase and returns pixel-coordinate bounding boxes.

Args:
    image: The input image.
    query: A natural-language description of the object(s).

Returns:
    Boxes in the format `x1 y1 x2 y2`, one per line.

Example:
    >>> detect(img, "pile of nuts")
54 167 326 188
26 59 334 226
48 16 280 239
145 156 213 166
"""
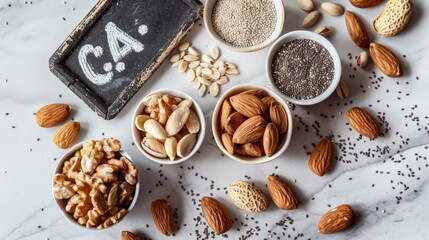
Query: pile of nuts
169 42 239 97
52 138 138 229
217 89 288 158
135 93 201 160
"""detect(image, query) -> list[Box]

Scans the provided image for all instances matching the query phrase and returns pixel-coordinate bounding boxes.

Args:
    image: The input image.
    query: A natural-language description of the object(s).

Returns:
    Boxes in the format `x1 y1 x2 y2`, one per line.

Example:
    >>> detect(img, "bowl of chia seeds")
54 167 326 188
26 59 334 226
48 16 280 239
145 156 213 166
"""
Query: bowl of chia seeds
266 30 341 105
203 0 285 52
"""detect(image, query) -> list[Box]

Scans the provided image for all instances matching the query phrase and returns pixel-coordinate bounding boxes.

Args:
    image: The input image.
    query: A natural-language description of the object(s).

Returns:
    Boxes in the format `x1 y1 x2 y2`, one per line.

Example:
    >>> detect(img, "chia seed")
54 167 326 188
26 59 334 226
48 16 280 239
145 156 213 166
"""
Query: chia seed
271 39 334 100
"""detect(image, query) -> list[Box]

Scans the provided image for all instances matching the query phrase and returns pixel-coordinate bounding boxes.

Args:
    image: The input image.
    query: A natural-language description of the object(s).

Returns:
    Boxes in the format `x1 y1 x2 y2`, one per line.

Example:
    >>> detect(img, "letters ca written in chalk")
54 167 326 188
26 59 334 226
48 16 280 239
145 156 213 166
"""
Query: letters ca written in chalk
78 22 148 86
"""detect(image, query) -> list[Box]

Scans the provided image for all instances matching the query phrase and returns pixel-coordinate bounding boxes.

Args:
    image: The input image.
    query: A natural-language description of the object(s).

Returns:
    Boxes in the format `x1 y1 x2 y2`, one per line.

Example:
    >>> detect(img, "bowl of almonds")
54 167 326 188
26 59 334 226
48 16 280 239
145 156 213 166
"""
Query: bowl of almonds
52 138 139 229
132 89 206 164
212 84 293 164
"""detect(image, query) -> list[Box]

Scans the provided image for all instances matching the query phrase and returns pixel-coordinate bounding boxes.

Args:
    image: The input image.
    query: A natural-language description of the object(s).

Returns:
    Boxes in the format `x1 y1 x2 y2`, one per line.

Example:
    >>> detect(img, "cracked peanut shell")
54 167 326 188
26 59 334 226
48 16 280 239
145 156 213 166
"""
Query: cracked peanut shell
228 180 268 212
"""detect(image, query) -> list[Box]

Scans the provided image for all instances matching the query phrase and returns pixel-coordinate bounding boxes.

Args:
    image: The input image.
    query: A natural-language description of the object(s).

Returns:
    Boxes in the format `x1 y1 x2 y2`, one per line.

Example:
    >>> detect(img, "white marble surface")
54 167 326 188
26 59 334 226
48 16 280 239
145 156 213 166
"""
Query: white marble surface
1 0 429 239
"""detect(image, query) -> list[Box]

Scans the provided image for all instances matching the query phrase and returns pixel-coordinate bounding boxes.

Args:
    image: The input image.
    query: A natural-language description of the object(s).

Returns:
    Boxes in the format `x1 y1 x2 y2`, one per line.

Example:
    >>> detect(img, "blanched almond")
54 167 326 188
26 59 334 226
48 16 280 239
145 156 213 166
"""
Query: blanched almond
165 107 190 136
177 133 197 158
144 119 167 140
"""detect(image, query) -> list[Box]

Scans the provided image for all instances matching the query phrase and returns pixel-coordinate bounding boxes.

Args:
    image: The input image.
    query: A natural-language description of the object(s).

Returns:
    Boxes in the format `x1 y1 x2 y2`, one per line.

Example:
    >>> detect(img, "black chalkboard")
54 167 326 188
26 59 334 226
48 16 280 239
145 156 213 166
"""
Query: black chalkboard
50 0 202 119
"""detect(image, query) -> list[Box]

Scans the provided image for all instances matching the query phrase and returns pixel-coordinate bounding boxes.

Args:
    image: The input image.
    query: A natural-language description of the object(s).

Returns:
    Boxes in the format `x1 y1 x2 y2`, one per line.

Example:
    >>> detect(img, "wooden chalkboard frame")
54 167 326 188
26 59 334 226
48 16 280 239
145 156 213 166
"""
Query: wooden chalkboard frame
49 0 203 119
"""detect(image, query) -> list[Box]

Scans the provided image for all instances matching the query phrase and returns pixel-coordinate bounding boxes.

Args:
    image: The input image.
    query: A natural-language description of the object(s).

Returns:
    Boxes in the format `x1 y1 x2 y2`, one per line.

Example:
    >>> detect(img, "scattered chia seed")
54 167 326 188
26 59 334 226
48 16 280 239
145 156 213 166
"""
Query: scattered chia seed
271 39 334 100
211 0 276 47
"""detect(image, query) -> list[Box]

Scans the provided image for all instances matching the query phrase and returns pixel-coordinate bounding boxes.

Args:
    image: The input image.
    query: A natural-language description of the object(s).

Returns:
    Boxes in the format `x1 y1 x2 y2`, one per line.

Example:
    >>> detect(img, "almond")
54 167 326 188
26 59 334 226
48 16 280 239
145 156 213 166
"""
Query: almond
144 119 167 140
141 137 167 158
373 0 412 37
225 112 247 135
219 99 233 131
35 103 71 127
267 175 298 210
236 143 262 157
346 107 380 139
165 107 190 136
349 0 383 8
263 123 279 157
308 137 333 176
53 122 80 149
321 2 344 16
239 89 267 98
201 196 233 234
318 204 353 234
261 96 276 110
269 102 288 133
369 42 403 78
185 109 200 134
232 116 266 144
345 11 370 48
221 133 235 154
121 231 142 240
164 137 178 160
228 180 268 212
229 94 266 118
177 133 197 158
150 199 173 236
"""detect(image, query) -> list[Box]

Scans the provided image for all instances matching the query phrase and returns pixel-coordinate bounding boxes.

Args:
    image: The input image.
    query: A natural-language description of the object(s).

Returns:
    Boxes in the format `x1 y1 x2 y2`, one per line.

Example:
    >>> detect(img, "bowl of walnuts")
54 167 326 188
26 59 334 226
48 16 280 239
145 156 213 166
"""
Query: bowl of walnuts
52 138 139 229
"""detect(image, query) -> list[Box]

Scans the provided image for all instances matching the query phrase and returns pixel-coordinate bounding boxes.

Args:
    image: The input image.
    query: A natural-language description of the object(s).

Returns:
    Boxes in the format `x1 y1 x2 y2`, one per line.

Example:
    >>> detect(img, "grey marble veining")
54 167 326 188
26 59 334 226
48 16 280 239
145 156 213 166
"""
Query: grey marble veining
1 0 428 239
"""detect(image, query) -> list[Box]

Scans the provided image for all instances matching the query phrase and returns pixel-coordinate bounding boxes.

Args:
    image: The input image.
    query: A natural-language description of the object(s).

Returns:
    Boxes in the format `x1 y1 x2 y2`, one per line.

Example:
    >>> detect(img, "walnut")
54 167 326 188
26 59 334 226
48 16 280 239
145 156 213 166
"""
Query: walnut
95 164 120 183
105 159 127 171
97 208 127 229
53 174 75 200
65 194 84 213
80 141 104 174
77 216 88 225
73 202 91 218
100 138 121 159
90 189 106 215
120 157 138 185
118 181 134 206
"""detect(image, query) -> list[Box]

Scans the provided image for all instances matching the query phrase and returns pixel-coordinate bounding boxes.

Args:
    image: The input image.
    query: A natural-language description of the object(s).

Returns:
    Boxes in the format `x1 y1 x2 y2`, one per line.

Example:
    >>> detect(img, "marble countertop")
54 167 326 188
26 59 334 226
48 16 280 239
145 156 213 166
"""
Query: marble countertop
1 0 428 239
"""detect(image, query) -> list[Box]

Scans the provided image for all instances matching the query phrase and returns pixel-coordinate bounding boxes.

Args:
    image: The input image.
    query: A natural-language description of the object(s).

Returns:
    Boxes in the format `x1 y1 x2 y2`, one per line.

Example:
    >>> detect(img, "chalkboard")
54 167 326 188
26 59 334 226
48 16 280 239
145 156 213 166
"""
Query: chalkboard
50 0 202 119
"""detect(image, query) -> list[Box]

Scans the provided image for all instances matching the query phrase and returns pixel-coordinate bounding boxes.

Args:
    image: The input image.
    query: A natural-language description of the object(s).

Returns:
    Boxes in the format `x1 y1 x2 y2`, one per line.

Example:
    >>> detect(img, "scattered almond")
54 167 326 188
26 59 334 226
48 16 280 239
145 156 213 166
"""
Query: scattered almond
150 199 174 236
201 196 233 234
121 231 142 240
318 204 353 234
346 107 380 139
35 103 71 128
308 137 333 176
369 42 403 78
345 11 370 48
349 0 383 8
53 122 80 149
267 175 298 210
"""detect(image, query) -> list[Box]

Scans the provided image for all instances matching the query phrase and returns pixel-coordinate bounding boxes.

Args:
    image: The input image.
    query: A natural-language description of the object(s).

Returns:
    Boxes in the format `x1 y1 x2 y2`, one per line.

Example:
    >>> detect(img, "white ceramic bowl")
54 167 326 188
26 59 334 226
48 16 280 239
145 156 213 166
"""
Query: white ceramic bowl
212 84 293 164
203 0 285 52
53 141 140 229
266 30 341 105
132 89 206 165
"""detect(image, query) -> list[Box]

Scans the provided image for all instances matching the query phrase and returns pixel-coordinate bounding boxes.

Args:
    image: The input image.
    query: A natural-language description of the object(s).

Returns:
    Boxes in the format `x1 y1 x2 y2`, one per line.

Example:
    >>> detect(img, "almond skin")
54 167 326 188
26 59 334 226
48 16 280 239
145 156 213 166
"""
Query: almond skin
201 196 233 234
53 122 80 149
369 43 403 78
345 11 370 48
236 143 262 157
232 116 266 144
36 103 71 127
263 123 279 157
267 175 298 210
318 204 353 234
229 94 266 118
269 102 288 133
221 133 235 154
121 231 142 240
308 137 333 176
225 112 247 135
346 107 380 139
219 99 233 131
349 0 383 8
150 199 173 236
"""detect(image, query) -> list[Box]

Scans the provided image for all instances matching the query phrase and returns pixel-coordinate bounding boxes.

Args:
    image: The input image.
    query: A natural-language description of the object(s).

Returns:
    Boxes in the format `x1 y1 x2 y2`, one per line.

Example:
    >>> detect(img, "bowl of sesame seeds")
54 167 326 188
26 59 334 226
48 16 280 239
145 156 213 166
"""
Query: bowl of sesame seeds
266 30 342 105
204 0 285 52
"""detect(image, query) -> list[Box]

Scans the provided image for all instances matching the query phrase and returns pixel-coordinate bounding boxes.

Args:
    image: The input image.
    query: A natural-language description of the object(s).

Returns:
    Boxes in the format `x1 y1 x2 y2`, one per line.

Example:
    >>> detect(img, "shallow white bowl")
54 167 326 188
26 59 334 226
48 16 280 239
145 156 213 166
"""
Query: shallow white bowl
203 0 285 52
212 84 293 164
131 89 206 165
53 141 140 230
266 30 342 105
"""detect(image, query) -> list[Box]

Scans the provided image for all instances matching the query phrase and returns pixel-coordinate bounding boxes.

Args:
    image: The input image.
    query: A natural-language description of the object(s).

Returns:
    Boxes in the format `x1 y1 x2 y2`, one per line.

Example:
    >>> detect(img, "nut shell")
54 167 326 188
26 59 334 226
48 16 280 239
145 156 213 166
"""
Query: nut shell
201 196 233 234
308 137 333 176
373 0 412 37
318 204 353 234
228 180 268 212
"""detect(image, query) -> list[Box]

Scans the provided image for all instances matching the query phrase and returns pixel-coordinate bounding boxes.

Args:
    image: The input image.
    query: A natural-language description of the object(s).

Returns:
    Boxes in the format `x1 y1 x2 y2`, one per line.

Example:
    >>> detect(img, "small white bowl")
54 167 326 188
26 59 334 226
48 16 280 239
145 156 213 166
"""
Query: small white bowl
212 84 293 164
132 89 206 165
203 0 285 52
53 141 140 229
266 30 342 105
